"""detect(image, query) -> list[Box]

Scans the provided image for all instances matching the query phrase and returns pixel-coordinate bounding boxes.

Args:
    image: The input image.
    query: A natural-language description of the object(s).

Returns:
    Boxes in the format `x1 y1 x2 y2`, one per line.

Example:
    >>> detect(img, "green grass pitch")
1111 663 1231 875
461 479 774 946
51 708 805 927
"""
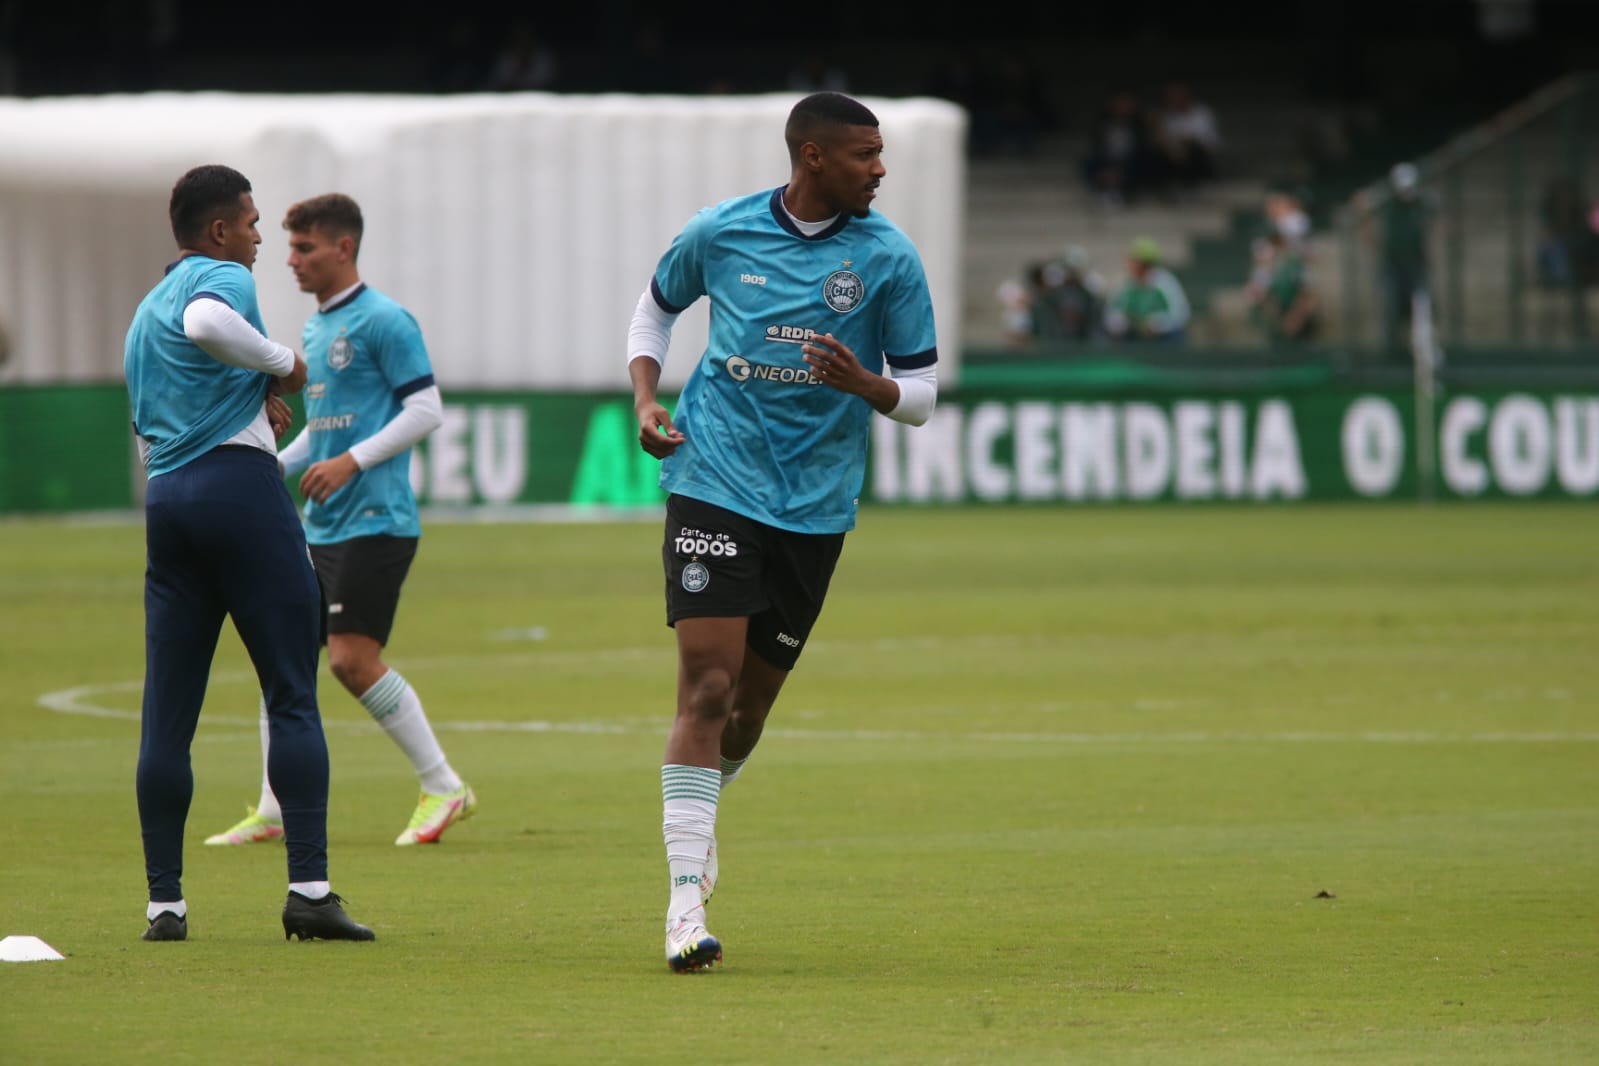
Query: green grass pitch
1 504 1595 1064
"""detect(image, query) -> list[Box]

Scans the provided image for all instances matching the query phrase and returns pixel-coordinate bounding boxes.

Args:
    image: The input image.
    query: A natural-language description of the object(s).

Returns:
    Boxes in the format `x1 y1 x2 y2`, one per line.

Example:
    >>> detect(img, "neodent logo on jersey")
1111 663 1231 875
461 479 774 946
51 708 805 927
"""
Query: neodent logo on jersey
724 355 821 387
307 413 357 431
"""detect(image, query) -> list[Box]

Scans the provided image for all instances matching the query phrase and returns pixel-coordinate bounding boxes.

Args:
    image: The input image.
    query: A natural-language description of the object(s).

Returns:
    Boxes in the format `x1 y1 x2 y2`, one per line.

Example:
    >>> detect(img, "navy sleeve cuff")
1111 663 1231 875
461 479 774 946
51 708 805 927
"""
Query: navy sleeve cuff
393 373 436 401
185 291 235 312
885 347 938 371
650 277 690 315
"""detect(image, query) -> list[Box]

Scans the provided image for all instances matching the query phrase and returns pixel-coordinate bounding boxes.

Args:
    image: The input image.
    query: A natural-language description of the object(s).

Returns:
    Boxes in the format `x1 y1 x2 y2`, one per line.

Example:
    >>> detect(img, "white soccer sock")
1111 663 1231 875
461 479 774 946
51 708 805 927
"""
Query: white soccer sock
719 754 747 790
359 670 462 795
147 899 186 920
255 698 282 821
662 764 719 922
288 881 330 901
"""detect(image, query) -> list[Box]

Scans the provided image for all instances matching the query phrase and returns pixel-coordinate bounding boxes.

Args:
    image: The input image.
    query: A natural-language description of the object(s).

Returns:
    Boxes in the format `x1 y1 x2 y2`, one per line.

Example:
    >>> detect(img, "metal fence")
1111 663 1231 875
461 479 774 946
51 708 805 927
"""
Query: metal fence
1336 72 1599 356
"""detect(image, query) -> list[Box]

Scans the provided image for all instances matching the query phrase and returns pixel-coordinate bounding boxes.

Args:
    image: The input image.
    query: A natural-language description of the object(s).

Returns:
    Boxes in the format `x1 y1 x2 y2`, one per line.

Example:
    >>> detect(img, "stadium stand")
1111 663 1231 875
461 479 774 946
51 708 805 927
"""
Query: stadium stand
6 2 1599 356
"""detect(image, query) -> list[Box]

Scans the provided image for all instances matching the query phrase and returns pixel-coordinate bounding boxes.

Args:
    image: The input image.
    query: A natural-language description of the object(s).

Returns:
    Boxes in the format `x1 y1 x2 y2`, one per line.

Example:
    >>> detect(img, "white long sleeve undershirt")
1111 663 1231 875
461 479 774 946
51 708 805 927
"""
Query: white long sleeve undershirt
884 361 938 426
183 297 296 376
626 286 937 425
349 385 444 469
176 296 297 458
277 425 312 477
278 385 443 478
627 287 676 368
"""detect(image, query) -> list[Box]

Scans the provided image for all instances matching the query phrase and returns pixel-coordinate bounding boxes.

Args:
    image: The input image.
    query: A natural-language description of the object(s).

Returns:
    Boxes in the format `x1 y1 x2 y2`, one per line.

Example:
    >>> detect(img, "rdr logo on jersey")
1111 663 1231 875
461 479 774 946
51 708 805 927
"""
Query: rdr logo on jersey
822 269 864 313
327 331 354 371
765 325 817 346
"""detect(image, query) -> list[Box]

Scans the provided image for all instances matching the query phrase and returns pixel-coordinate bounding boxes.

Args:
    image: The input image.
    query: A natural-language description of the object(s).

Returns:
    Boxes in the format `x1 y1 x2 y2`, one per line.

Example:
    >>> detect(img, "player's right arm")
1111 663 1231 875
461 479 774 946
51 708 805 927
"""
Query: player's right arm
628 284 687 459
630 209 714 458
182 297 307 392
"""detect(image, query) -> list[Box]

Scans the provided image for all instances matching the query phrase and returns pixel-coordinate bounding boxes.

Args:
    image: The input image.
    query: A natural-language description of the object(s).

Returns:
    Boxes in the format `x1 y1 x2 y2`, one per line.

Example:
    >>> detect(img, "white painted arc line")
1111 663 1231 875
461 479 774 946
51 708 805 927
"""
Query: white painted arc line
33 676 1599 744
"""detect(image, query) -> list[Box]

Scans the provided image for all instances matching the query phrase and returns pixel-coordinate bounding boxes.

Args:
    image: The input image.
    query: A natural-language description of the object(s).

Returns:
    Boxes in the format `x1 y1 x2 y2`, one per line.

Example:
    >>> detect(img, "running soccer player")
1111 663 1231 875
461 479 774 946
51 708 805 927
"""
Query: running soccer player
627 92 939 972
125 164 373 942
204 192 476 850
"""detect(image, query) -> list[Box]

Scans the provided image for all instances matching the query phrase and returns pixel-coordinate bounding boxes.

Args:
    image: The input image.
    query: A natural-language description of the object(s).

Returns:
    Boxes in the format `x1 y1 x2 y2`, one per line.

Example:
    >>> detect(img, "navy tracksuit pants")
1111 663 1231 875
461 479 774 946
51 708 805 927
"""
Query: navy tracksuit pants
138 445 328 901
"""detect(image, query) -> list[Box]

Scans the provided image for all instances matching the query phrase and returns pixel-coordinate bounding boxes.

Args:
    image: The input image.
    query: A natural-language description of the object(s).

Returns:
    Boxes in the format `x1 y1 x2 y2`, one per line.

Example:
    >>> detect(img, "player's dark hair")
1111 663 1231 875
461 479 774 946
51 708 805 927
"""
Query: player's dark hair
785 92 879 163
169 164 252 246
282 192 365 255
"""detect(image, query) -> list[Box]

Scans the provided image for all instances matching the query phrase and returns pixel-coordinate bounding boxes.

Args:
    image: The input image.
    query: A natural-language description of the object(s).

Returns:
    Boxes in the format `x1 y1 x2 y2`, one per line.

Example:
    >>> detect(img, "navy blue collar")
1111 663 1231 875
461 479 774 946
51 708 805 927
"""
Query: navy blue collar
164 252 218 274
320 282 367 314
769 187 852 241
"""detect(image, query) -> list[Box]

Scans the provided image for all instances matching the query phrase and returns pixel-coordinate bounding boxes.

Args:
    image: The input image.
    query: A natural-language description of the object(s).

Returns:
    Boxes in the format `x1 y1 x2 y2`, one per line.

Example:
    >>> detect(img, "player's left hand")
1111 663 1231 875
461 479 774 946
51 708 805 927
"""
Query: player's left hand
299 452 360 504
801 333 873 395
267 395 294 439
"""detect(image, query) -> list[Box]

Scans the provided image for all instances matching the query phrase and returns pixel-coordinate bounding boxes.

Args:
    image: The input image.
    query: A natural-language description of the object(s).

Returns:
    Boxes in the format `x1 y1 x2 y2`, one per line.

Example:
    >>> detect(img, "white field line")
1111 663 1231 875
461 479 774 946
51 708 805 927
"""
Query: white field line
35 669 1599 745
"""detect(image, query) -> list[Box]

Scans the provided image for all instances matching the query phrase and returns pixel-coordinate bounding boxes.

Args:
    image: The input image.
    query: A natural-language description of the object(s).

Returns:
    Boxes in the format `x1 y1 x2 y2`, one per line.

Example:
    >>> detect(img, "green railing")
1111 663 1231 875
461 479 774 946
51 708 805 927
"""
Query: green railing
1336 72 1599 355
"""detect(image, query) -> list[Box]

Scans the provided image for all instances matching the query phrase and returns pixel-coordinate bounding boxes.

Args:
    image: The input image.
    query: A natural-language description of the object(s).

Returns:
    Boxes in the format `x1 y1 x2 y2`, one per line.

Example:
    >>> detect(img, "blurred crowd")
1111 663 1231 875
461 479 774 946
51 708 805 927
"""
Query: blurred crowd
999 178 1326 353
1000 237 1192 348
1079 81 1223 207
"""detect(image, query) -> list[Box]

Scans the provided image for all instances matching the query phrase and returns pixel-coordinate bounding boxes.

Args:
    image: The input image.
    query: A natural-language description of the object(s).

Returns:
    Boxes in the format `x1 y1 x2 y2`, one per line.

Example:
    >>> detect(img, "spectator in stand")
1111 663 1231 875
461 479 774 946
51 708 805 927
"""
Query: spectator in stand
788 53 850 95
1264 187 1312 248
1104 238 1190 344
922 50 978 119
488 18 559 92
1081 90 1161 207
1535 175 1599 288
1029 245 1106 344
983 55 1054 157
1246 231 1321 346
1156 81 1222 191
997 278 1034 349
1356 162 1438 353
429 18 489 93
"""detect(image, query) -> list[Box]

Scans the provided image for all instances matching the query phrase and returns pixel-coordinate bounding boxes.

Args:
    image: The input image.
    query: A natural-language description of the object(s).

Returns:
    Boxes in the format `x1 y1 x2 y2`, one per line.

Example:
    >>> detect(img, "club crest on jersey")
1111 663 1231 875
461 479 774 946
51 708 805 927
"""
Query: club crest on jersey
822 269 864 313
681 561 710 593
327 332 354 371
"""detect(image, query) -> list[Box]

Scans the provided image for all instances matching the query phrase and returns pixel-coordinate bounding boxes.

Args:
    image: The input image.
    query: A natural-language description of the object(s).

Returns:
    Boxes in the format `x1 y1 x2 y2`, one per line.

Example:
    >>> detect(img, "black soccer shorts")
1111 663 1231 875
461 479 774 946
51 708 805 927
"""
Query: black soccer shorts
662 494 844 671
308 534 418 646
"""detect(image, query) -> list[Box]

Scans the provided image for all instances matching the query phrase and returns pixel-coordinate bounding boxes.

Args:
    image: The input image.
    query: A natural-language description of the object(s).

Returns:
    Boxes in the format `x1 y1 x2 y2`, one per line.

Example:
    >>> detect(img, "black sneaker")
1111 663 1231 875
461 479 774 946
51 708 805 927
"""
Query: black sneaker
141 911 187 942
281 891 375 942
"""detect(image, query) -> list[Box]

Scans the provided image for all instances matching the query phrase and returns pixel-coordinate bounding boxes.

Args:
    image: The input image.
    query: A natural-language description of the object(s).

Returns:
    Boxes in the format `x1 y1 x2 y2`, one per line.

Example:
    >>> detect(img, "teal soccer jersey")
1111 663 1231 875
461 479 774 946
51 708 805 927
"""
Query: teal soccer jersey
299 284 435 543
124 256 272 476
651 187 937 533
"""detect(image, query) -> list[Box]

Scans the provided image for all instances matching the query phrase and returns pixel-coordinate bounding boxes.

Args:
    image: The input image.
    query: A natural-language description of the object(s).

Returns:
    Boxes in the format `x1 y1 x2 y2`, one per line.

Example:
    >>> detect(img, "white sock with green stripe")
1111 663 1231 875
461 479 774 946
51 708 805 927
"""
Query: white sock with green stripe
255 698 283 821
662 764 719 921
359 670 462 795
719 754 747 791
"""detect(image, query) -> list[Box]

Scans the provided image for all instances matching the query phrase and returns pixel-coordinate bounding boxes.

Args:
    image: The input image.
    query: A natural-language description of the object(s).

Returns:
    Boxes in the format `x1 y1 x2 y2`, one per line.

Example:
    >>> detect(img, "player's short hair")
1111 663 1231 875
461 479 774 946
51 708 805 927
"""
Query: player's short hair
169 164 252 246
282 192 365 254
785 92 879 163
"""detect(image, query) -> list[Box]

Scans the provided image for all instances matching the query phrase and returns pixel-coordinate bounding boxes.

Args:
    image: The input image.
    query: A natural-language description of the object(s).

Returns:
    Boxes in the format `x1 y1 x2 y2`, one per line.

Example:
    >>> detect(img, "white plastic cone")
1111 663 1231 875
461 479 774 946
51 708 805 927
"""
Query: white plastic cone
0 935 65 962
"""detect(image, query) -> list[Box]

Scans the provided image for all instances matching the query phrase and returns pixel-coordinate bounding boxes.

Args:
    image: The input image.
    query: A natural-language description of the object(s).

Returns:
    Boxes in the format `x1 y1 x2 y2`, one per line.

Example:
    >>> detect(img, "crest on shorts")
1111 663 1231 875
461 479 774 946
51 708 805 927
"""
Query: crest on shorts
681 561 710 593
822 270 864 314
328 332 353 371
